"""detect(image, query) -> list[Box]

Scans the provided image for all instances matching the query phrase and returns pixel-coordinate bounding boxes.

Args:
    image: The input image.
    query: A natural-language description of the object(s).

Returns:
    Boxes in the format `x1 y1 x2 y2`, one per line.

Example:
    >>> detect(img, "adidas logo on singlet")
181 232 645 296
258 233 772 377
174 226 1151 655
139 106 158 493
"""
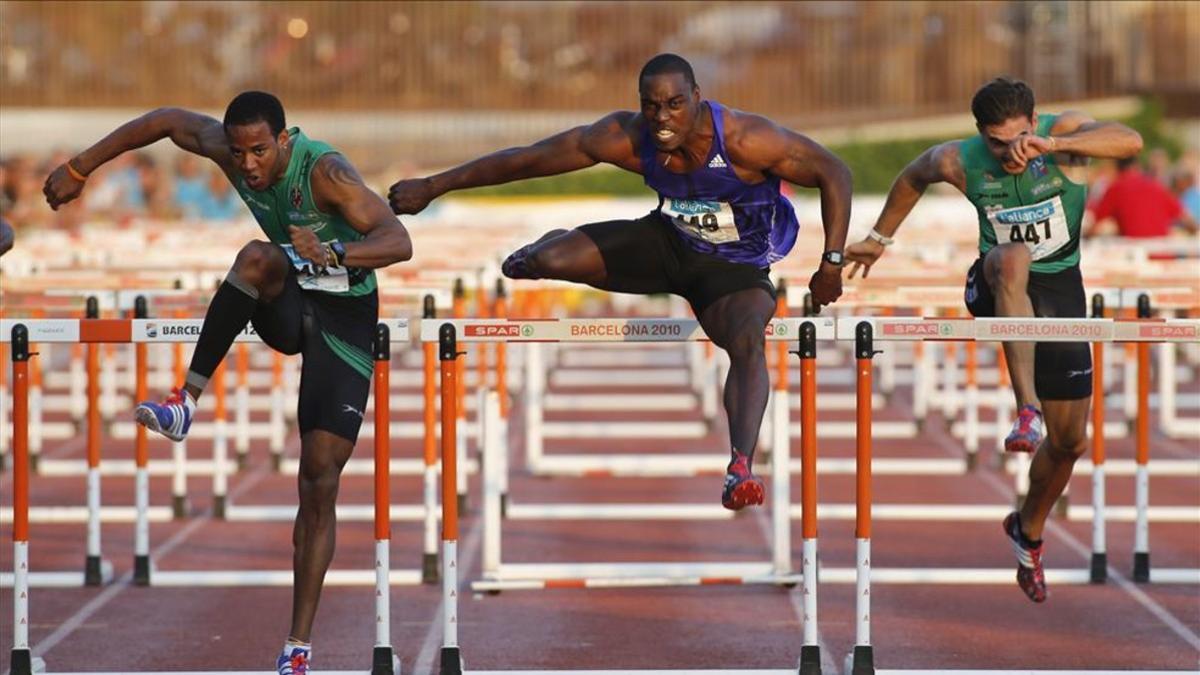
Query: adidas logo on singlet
708 154 727 169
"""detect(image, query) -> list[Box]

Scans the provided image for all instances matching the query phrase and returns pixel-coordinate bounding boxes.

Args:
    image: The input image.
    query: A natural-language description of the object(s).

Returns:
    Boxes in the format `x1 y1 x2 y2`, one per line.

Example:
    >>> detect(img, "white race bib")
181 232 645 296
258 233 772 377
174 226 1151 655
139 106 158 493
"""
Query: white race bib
662 198 739 244
985 195 1070 261
281 243 350 293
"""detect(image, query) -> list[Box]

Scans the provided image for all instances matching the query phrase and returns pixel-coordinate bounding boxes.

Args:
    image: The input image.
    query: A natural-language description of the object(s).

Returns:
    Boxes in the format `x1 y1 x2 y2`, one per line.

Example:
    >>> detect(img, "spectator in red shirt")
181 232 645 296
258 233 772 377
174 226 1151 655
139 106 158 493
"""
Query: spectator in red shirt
1086 156 1198 237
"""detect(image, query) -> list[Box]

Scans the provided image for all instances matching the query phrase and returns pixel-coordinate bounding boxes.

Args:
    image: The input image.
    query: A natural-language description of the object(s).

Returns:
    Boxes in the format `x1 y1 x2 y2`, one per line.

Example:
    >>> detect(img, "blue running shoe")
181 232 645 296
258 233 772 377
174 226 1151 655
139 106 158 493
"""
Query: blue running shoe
276 643 311 675
1004 404 1044 454
134 387 195 442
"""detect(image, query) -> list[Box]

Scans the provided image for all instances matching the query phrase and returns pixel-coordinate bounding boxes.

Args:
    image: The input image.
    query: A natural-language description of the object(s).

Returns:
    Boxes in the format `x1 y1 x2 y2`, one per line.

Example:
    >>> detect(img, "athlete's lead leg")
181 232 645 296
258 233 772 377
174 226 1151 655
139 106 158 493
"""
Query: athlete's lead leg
502 230 607 286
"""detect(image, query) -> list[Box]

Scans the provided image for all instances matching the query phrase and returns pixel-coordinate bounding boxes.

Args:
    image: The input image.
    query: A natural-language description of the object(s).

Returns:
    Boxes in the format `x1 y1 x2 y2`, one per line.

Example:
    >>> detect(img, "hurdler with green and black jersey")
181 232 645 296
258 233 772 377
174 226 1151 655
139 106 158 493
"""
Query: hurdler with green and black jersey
843 78 1142 605
43 91 412 672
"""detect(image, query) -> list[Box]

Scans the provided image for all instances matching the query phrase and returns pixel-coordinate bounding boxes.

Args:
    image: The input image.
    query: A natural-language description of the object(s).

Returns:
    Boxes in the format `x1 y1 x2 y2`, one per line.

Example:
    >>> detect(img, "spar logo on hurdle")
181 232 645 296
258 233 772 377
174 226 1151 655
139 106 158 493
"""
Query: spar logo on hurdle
881 322 941 337
465 323 524 337
1140 324 1198 339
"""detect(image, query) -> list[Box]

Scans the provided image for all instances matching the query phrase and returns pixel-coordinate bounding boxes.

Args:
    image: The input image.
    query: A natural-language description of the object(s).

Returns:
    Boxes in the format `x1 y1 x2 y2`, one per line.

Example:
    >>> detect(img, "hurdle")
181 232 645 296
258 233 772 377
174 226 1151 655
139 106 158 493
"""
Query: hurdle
446 316 835 589
0 314 434 589
519 316 833 480
839 314 1200 672
4 319 403 674
840 314 1200 595
433 320 810 675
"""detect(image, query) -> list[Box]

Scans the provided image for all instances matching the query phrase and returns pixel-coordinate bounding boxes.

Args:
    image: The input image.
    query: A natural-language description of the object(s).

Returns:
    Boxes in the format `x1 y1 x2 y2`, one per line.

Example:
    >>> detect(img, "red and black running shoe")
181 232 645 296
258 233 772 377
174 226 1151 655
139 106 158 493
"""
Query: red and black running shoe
721 455 765 511
1003 511 1047 603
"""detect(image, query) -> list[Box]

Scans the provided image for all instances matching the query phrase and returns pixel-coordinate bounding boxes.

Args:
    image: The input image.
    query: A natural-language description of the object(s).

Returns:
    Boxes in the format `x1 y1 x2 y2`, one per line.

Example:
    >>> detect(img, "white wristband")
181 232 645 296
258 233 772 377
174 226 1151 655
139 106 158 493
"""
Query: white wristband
867 229 894 247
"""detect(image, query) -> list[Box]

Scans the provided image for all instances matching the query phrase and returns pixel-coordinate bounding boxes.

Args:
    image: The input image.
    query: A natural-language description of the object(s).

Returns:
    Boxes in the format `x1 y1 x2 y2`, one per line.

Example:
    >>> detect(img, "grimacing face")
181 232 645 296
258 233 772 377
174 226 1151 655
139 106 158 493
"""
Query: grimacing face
978 112 1038 175
226 120 289 191
639 72 702 152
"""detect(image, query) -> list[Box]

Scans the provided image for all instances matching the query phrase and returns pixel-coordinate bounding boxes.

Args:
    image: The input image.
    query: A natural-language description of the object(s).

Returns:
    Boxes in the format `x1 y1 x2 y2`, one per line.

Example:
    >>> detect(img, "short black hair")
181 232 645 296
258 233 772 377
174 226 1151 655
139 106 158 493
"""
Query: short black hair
223 91 286 136
639 53 696 90
971 77 1035 127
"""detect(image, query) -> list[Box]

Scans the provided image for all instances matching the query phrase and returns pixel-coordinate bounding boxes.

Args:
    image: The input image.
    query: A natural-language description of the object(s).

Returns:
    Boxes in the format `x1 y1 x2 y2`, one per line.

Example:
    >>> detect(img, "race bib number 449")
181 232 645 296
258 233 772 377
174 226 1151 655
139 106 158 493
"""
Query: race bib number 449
663 198 740 244
281 243 350 293
986 196 1070 261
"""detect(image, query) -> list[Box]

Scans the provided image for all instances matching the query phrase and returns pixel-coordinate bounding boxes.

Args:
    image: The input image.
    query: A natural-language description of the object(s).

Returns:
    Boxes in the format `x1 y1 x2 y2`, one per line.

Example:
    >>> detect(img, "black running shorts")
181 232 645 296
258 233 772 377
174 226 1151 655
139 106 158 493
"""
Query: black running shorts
578 211 776 317
250 264 379 442
964 258 1092 400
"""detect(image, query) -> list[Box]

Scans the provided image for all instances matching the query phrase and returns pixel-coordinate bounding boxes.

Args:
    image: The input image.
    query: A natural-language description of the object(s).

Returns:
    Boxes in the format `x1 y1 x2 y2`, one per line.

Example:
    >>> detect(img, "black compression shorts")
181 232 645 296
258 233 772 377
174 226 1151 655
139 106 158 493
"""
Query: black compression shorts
964 258 1092 400
250 264 379 442
578 211 776 317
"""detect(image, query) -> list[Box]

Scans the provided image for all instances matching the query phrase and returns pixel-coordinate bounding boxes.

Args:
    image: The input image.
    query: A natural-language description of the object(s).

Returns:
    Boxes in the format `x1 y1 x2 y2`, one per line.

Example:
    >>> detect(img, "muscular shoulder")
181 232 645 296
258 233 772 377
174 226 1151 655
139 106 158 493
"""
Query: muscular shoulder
916 141 965 191
930 141 963 175
583 111 640 151
577 110 642 166
720 109 792 170
311 153 367 207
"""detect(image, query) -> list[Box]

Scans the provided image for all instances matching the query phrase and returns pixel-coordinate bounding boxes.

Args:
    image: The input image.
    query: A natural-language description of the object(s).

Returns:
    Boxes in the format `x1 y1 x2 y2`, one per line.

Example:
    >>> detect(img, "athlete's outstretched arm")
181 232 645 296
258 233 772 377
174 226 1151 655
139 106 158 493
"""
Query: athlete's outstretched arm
43 108 232 210
735 118 853 309
388 112 636 214
293 153 412 269
844 141 963 279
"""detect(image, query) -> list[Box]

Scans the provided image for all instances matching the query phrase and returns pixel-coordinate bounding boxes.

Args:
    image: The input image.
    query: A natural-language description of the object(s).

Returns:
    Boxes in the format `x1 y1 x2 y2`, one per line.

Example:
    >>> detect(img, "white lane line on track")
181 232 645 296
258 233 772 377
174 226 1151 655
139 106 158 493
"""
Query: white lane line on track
413 499 485 674
927 424 1200 655
21 438 292 668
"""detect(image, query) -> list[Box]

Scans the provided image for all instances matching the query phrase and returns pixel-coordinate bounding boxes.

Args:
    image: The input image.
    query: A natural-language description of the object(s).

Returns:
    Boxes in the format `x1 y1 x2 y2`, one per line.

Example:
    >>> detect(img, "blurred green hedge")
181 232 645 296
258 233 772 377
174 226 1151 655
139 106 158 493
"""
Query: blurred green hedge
456 99 1179 198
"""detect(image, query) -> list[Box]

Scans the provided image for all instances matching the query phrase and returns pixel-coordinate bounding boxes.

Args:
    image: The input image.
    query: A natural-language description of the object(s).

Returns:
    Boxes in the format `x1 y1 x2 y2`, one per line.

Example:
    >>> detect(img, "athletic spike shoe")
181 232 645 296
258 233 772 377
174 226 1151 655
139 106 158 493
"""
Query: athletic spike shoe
1004 404 1044 454
134 387 195 442
276 643 311 675
500 243 540 280
721 455 765 511
1003 511 1047 603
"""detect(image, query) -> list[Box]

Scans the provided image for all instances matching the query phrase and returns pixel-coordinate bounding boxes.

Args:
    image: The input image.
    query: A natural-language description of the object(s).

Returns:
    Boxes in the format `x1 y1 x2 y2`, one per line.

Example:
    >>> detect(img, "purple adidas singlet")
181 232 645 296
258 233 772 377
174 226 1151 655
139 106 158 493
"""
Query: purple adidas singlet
641 101 800 267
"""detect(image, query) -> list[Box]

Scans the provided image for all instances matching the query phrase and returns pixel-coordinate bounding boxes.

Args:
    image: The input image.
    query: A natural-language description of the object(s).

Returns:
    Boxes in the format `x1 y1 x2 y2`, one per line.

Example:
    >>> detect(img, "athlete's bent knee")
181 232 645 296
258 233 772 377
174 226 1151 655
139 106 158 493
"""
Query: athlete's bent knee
725 326 766 362
985 243 1031 289
232 241 287 288
526 245 571 279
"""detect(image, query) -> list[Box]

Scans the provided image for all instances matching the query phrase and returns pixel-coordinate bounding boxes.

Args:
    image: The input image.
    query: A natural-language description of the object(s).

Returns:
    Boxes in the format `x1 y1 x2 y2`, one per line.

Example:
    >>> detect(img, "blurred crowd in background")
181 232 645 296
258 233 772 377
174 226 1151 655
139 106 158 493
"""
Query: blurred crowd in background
2 145 1197 238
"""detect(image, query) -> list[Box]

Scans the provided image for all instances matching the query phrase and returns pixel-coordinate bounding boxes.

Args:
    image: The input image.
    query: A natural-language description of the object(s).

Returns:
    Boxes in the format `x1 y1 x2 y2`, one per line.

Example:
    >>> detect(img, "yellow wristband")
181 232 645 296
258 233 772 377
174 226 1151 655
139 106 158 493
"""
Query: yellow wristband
66 160 88 182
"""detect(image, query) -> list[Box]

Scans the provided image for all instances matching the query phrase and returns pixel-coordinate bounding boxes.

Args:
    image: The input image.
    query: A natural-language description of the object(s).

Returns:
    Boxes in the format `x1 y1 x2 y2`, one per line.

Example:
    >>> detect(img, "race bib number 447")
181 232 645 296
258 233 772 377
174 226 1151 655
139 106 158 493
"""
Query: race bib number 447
281 243 350 293
985 195 1070 261
663 198 740 244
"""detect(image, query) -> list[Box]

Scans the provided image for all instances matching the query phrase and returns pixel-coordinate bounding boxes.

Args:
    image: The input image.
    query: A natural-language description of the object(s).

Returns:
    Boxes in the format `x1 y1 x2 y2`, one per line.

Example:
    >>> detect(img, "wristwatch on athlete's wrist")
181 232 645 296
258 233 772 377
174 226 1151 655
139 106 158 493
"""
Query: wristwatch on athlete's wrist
327 241 346 267
822 250 845 267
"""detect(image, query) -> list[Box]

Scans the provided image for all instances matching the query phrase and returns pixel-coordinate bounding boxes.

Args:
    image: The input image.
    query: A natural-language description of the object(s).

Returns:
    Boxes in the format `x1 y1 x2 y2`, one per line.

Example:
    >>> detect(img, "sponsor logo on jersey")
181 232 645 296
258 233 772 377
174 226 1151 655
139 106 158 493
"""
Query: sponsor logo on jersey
1028 156 1047 179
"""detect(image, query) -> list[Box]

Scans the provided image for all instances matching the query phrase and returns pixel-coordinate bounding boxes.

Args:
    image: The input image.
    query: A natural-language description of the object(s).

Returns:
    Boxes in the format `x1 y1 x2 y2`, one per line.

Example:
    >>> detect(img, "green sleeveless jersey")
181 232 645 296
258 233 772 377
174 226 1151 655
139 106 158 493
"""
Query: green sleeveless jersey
234 128 377 296
959 113 1087 273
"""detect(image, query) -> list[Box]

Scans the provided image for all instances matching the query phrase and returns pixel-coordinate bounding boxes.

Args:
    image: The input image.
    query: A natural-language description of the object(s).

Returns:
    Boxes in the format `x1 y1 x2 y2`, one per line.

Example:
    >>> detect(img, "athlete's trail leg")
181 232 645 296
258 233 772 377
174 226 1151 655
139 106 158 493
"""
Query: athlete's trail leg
289 429 355 642
697 288 777 464
1018 398 1089 539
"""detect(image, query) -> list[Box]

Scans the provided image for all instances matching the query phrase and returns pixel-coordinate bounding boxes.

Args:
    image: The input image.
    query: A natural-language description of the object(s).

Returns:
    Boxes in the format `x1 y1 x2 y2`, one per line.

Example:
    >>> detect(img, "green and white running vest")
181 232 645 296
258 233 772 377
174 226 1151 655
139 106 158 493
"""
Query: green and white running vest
959 113 1087 274
234 128 377 296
